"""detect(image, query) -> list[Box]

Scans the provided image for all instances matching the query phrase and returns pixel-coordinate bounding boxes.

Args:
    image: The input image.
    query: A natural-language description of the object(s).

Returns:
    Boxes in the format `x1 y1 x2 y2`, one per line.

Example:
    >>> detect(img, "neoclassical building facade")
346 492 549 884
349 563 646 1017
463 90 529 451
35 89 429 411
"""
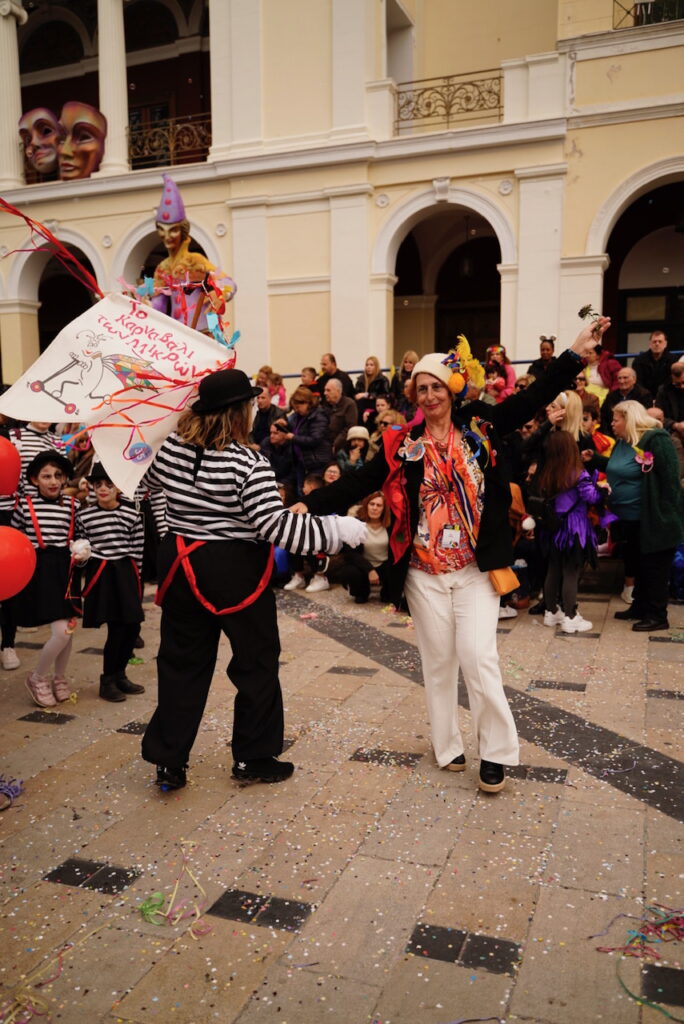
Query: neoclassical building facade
0 0 682 382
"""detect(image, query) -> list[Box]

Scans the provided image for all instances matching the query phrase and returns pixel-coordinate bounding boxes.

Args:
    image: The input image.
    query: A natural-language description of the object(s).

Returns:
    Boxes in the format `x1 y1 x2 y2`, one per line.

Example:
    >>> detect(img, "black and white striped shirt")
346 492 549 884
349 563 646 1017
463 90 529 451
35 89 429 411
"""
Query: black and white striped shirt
0 427 61 513
145 433 336 553
11 495 76 549
76 499 145 570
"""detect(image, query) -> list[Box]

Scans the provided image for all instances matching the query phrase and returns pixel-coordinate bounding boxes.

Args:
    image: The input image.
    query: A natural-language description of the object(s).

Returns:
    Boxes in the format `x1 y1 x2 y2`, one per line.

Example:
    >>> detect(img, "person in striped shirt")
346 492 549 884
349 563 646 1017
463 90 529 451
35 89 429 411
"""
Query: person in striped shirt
11 452 80 707
1 421 61 672
141 368 366 791
75 463 146 703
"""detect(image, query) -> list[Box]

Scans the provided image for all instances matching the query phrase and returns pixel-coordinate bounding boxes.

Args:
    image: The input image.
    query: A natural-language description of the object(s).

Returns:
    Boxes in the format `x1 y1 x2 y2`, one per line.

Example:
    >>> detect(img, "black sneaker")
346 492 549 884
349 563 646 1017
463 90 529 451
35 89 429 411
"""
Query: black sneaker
528 600 545 616
232 757 295 783
445 754 466 772
632 618 669 632
156 765 187 791
478 759 505 793
614 607 642 621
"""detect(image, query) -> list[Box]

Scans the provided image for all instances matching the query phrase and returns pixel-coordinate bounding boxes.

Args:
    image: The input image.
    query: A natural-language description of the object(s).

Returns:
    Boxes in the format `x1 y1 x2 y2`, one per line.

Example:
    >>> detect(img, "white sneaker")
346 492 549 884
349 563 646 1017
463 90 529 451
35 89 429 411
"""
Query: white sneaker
25 672 57 707
543 609 564 627
620 586 634 604
498 605 517 619
1 648 20 670
305 574 330 593
283 572 306 591
561 613 593 633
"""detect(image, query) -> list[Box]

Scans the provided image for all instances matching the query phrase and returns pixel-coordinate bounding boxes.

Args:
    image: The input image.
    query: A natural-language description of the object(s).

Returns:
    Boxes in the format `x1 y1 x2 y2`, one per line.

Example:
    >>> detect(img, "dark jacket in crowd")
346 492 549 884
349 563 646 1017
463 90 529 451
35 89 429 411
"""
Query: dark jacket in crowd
600 384 653 436
326 395 358 452
250 404 281 447
632 349 677 398
307 350 583 606
287 406 332 472
260 436 296 488
655 380 684 432
527 356 557 378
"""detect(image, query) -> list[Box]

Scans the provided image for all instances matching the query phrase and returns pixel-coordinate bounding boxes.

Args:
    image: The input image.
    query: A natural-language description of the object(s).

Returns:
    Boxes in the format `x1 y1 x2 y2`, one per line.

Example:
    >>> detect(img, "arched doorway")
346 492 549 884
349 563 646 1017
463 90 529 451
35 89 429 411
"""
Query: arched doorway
393 206 501 361
603 181 684 354
38 246 97 352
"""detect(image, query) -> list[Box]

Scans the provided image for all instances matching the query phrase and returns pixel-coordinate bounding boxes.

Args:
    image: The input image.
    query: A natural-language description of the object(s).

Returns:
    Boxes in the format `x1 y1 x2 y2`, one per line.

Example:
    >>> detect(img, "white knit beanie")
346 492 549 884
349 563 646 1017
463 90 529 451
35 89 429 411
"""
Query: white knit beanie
410 353 451 387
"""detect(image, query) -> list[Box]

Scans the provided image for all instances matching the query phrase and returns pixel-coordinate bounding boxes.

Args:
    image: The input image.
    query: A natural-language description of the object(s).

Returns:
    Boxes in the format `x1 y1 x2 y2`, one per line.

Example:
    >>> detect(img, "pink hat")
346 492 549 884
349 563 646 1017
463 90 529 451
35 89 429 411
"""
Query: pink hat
156 174 186 223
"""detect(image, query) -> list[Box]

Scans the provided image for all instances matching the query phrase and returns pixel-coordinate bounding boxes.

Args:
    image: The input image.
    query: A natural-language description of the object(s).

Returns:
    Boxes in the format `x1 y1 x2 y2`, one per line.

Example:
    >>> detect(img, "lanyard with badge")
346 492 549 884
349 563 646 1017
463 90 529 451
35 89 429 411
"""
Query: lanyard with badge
425 425 478 552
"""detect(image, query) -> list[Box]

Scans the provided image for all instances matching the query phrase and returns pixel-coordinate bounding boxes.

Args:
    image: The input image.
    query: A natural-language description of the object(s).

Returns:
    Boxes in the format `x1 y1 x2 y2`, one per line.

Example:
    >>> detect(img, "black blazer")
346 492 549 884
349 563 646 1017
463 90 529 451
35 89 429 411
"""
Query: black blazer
306 350 583 605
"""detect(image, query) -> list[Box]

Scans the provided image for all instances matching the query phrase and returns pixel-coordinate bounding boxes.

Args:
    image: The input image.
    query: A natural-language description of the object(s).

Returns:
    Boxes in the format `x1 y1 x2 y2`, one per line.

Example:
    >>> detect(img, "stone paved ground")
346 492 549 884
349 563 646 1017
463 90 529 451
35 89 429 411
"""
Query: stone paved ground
0 562 683 1024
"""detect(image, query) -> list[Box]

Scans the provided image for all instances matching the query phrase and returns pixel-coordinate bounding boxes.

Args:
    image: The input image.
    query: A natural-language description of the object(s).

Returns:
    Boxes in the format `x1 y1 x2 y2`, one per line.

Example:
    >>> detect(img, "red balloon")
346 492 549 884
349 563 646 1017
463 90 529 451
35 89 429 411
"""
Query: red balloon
0 526 36 601
0 436 20 496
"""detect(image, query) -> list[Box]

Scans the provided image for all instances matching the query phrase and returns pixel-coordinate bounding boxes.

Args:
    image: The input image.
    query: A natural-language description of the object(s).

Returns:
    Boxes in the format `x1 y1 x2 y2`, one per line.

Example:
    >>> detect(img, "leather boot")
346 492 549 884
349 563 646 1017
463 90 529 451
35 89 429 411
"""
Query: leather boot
99 673 126 702
116 671 145 695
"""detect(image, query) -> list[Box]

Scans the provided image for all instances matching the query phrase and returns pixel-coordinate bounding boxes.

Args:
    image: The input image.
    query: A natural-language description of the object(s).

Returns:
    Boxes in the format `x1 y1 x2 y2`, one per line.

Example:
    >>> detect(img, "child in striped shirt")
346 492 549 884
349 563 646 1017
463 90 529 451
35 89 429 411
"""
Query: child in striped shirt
12 452 80 707
75 463 146 703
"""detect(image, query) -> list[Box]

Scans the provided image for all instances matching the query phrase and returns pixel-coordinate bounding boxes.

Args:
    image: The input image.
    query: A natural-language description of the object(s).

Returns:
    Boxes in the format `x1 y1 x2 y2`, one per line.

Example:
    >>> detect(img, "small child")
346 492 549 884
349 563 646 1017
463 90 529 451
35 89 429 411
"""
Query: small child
75 463 146 702
283 474 329 593
12 452 80 707
483 362 506 405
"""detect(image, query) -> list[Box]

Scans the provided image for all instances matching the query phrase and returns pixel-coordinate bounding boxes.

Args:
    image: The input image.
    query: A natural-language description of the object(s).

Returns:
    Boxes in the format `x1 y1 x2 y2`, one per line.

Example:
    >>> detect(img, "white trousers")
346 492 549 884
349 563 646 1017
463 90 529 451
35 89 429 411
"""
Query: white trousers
404 563 519 768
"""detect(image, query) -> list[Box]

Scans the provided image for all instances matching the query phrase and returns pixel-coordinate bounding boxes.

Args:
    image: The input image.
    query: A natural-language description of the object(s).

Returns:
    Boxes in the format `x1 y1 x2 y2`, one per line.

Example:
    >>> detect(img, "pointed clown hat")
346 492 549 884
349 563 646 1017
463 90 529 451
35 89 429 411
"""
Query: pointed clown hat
411 335 484 399
156 173 186 224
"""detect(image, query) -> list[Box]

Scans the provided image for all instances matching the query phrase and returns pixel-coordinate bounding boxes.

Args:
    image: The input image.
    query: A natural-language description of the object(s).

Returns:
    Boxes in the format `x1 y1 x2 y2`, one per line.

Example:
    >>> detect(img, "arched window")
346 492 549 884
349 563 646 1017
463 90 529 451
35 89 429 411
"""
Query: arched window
124 1 179 52
21 22 84 72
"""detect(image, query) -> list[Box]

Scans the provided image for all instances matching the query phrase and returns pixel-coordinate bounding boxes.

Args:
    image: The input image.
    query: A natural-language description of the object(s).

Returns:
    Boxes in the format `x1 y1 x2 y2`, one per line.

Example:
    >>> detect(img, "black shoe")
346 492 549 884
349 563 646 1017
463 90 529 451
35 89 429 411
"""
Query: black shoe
614 607 642 621
116 673 145 695
156 765 187 791
528 600 545 616
99 673 126 702
134 634 145 649
632 619 669 632
232 757 294 783
445 754 466 772
478 759 505 793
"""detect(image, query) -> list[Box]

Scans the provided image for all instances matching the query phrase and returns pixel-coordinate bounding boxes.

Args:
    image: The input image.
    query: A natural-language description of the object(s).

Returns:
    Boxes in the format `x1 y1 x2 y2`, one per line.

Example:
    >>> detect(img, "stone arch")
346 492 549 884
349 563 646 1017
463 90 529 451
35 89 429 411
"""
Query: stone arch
587 156 684 255
371 185 517 279
7 229 107 303
19 6 94 60
188 0 208 36
112 218 222 288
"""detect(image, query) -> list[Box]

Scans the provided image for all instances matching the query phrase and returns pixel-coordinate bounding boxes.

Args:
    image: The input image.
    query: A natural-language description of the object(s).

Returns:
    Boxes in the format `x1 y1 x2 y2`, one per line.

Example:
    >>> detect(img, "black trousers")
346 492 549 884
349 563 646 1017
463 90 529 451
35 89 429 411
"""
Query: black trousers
543 548 581 616
103 622 140 676
141 536 283 770
616 520 674 621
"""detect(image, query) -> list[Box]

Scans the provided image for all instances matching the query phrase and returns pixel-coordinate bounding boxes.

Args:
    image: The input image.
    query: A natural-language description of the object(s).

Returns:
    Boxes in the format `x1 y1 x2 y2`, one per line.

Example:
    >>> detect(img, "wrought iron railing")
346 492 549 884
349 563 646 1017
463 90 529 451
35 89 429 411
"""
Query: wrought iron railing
613 0 684 28
395 70 502 134
127 113 212 170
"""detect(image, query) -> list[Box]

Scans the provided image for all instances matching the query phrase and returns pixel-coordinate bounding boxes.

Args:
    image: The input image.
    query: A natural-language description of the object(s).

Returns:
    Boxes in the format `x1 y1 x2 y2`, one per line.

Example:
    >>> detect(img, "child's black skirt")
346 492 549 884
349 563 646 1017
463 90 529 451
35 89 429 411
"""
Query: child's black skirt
14 546 75 626
82 558 144 627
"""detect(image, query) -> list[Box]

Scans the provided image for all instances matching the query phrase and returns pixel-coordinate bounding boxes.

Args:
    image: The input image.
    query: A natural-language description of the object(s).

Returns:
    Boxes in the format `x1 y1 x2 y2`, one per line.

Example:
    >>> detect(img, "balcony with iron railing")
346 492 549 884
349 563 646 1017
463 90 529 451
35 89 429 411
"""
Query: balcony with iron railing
394 69 503 135
613 0 684 28
127 112 212 170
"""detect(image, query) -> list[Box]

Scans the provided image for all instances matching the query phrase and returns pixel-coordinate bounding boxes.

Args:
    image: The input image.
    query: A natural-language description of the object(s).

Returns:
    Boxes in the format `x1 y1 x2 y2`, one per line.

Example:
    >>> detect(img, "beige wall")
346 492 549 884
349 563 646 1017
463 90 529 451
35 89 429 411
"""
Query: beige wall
557 0 613 39
269 293 331 376
416 0 558 76
0 312 40 383
575 47 684 106
268 211 330 280
262 0 332 140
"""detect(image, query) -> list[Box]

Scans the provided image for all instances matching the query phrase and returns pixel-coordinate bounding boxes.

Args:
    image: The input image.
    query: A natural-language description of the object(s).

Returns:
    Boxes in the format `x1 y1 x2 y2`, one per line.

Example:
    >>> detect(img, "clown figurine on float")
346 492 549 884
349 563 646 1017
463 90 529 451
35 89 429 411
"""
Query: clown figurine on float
147 175 236 344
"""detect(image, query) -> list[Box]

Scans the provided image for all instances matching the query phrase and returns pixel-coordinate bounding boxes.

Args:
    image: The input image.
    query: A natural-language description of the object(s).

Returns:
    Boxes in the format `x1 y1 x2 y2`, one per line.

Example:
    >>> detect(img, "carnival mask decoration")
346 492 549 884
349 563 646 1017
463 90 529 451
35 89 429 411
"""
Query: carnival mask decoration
18 107 61 175
57 101 107 180
155 175 190 256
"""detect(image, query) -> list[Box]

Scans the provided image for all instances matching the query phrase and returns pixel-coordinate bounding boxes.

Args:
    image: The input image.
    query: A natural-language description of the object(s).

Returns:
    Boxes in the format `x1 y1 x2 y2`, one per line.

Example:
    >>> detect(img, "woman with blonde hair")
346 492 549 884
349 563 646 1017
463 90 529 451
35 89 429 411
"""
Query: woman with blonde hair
592 399 683 631
354 355 390 424
141 368 366 789
390 349 419 405
371 407 407 447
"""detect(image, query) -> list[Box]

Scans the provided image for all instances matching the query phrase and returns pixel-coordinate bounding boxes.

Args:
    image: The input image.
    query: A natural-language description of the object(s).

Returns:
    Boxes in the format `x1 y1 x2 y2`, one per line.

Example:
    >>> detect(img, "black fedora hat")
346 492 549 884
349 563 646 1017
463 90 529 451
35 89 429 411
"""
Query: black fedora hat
26 450 74 483
191 369 261 415
85 461 113 484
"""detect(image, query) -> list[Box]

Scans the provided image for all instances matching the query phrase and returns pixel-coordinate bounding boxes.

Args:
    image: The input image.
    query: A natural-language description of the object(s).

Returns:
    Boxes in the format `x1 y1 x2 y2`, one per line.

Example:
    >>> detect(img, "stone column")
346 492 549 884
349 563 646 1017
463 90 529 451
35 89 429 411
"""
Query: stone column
96 0 129 175
208 0 262 161
229 200 270 375
331 0 368 142
329 188 373 367
0 0 28 191
0 300 41 381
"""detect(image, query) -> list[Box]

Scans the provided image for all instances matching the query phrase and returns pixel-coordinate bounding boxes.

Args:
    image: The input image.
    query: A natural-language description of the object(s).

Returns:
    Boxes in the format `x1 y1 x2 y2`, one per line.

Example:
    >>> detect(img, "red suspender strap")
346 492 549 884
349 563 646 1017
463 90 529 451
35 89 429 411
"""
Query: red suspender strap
25 496 45 549
155 536 275 615
80 559 107 600
155 539 205 607
130 558 142 600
